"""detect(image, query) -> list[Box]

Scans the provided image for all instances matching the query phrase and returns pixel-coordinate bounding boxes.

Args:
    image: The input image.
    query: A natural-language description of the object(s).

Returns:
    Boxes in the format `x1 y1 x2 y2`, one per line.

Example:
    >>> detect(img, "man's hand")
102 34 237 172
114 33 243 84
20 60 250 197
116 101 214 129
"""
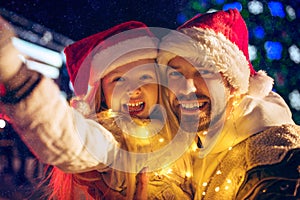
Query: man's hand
0 16 23 83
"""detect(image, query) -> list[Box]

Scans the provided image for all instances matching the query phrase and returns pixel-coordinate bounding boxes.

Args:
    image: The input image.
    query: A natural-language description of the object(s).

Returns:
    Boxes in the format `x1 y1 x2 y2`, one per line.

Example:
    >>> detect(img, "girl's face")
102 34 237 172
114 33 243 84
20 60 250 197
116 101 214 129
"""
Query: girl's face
102 59 159 119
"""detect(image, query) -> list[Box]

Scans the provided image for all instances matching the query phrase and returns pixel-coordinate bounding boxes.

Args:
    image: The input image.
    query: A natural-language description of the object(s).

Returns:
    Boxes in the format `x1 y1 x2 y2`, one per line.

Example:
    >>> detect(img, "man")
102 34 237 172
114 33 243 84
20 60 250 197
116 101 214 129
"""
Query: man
158 9 300 199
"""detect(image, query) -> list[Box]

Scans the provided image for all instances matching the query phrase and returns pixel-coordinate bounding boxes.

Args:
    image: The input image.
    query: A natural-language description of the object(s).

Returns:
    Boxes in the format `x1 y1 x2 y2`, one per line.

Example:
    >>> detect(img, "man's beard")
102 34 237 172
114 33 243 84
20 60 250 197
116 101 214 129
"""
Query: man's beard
177 107 210 133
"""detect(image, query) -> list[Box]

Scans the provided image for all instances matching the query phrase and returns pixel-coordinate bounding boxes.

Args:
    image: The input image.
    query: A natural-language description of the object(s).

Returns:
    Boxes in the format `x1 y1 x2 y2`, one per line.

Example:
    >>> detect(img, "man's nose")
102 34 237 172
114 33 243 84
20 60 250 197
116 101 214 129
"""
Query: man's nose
180 78 196 95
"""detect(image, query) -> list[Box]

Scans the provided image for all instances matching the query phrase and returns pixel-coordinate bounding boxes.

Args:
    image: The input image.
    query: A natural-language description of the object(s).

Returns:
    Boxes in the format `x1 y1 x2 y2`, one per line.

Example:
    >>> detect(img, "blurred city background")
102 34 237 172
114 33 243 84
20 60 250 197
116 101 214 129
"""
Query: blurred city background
0 0 299 199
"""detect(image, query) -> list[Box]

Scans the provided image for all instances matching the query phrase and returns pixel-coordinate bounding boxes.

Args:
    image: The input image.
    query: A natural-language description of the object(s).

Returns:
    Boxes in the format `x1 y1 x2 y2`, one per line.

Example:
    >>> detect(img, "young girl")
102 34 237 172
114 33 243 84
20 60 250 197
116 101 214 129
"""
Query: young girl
49 21 195 200
0 18 194 199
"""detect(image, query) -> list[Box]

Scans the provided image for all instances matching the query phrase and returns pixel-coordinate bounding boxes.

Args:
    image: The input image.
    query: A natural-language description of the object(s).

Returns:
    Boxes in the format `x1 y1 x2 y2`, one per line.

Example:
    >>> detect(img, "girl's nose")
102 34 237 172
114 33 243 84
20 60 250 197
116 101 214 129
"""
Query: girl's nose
127 84 142 97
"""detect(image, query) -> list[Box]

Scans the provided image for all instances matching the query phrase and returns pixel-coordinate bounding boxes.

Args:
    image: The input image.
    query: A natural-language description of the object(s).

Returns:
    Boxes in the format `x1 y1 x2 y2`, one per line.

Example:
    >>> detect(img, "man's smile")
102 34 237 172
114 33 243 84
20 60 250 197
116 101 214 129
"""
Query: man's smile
178 100 209 115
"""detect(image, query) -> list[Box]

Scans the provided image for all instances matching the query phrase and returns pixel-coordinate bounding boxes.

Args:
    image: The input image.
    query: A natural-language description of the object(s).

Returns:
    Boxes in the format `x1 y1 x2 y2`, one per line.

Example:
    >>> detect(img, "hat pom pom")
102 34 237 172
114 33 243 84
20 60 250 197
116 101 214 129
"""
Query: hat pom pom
248 70 274 97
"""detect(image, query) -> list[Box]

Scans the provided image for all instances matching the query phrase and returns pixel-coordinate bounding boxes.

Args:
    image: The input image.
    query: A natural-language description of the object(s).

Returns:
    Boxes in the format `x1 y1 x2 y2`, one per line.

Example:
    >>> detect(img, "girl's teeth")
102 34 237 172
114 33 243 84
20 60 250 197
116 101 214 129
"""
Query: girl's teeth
127 102 143 107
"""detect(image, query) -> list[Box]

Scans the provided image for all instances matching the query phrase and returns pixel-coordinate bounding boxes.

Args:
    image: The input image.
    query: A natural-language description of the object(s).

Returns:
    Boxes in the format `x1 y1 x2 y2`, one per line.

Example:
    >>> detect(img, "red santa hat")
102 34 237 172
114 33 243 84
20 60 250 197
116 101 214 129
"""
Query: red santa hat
158 9 271 95
64 21 158 95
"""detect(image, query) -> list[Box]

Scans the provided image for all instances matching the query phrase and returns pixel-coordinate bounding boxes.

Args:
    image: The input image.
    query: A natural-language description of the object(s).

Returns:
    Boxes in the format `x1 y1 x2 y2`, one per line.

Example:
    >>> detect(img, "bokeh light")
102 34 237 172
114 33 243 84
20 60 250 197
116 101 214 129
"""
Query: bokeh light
248 0 263 15
223 2 242 11
268 1 285 18
253 26 265 39
286 5 296 20
215 0 225 5
289 90 300 111
249 45 257 61
0 119 6 129
264 41 282 60
177 13 188 25
288 45 300 64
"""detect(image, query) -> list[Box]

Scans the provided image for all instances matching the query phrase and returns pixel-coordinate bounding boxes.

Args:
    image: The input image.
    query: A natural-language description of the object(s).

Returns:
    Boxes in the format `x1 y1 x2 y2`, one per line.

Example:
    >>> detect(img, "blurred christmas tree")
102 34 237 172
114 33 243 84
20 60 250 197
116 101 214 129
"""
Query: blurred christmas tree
177 0 300 124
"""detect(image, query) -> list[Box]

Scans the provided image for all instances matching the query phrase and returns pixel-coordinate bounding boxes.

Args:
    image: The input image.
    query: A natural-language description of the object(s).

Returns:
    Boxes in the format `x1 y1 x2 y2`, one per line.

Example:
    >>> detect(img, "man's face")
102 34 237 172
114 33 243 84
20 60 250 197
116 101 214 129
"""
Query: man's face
166 56 230 133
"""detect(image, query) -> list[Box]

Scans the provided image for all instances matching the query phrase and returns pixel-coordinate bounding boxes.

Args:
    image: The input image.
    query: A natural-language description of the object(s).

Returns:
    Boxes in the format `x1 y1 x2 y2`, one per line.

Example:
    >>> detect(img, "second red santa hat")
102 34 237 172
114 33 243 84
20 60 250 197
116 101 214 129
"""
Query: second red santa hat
158 9 257 94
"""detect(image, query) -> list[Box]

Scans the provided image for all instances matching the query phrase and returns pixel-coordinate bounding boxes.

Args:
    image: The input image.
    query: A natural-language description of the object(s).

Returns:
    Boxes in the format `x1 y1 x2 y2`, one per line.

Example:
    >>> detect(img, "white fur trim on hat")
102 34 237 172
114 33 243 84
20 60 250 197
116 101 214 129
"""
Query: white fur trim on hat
158 28 250 94
90 35 158 85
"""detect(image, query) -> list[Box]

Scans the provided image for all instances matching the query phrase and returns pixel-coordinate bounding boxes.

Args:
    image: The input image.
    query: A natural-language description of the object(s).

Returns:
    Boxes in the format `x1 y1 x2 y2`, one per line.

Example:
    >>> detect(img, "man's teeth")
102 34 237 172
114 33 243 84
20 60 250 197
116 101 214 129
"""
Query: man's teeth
127 102 143 107
181 102 204 109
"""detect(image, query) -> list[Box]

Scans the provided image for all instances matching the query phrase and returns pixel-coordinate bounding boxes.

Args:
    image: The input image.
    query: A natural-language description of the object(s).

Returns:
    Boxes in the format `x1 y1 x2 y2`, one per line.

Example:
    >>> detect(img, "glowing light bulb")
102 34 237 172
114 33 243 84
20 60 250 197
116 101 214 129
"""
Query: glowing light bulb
228 146 233 150
107 109 114 117
158 138 164 143
202 192 206 196
215 186 220 192
185 171 191 178
216 170 222 175
202 182 208 187
225 186 229 190
226 179 232 184
202 131 208 135
0 119 6 129
191 143 198 151
166 168 172 174
232 100 239 107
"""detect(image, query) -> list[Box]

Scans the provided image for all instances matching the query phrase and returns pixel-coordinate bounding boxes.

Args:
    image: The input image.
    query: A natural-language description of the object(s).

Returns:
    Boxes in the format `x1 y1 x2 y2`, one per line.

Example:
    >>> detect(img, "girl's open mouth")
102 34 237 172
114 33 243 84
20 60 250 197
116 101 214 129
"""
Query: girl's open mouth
126 102 145 116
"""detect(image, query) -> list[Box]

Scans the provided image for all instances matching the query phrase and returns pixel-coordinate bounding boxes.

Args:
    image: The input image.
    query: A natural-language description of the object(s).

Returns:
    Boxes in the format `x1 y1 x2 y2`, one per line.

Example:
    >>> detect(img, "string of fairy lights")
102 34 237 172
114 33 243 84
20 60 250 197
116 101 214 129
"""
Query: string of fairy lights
176 0 300 124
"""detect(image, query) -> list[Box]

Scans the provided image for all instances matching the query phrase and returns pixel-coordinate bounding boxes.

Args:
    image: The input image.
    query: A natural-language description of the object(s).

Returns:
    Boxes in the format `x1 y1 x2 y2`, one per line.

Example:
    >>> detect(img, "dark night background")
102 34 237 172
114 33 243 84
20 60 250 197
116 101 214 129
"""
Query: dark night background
0 0 187 41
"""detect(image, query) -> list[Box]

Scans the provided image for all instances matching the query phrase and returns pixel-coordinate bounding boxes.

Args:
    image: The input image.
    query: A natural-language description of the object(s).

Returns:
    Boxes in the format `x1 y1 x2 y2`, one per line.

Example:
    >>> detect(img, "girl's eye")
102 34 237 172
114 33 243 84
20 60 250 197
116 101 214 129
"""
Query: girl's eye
113 77 125 82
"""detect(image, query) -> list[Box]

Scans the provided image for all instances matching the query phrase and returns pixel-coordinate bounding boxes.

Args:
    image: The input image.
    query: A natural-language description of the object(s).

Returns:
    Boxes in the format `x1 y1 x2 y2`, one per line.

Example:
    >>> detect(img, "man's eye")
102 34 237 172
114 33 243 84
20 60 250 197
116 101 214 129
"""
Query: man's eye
168 71 183 78
198 70 216 78
199 70 213 75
